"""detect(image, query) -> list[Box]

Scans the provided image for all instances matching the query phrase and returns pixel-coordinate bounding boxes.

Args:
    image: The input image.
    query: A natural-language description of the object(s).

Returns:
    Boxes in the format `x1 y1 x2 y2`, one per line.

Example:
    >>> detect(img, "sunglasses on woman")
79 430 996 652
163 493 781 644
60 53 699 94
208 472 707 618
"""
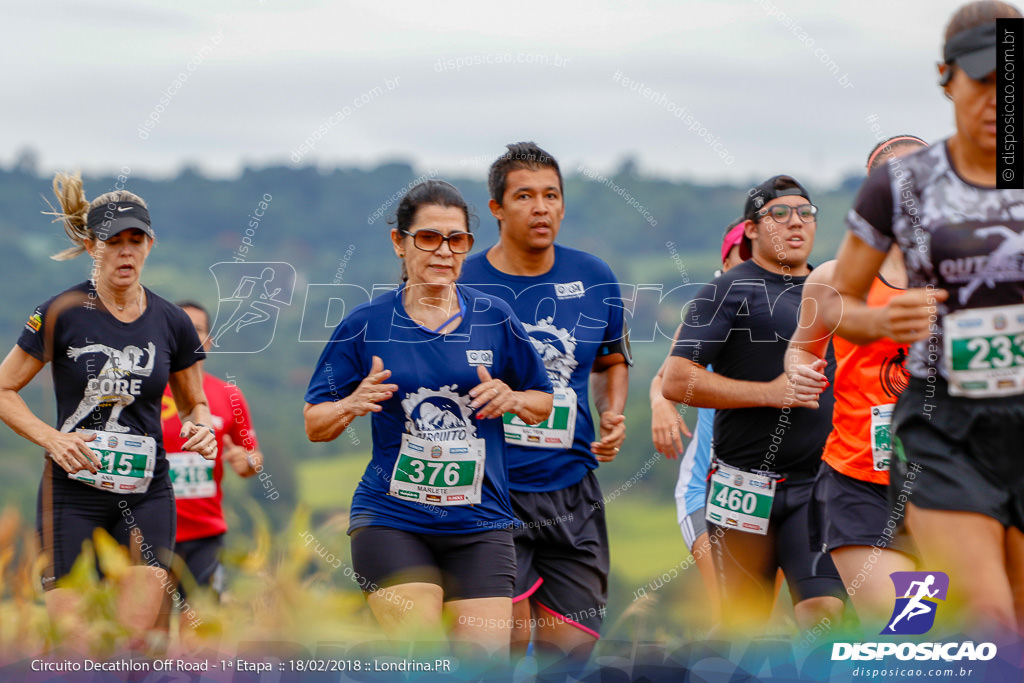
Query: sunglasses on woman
400 228 475 254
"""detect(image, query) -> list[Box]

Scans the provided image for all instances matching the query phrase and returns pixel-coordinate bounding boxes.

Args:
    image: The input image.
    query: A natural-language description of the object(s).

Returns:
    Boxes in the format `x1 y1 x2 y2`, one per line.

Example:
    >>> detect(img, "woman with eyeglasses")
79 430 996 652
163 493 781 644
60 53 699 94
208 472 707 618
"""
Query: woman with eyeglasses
831 1 1024 634
304 180 552 657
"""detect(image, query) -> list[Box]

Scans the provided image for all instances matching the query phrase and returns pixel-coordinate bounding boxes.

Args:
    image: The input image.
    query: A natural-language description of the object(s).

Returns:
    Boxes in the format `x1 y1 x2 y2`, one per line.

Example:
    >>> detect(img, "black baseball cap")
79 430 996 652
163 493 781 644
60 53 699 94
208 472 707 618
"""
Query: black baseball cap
743 175 811 221
86 201 154 241
944 21 997 81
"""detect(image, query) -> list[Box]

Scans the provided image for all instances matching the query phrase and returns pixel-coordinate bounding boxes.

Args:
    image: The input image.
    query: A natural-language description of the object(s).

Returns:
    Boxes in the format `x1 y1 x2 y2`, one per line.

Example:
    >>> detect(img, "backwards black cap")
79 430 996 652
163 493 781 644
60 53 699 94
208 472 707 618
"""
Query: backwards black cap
743 175 811 222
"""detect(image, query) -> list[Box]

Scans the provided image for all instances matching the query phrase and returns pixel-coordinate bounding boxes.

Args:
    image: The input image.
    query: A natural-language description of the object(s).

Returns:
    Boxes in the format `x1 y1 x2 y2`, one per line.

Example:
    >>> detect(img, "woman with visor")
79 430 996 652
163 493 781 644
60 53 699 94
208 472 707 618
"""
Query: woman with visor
830 1 1024 633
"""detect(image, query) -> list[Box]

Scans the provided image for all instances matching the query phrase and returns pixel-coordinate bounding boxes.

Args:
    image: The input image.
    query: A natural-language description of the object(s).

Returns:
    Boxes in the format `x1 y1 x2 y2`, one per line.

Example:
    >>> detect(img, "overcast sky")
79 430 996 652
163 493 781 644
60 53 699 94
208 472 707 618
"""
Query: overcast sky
1 0 970 188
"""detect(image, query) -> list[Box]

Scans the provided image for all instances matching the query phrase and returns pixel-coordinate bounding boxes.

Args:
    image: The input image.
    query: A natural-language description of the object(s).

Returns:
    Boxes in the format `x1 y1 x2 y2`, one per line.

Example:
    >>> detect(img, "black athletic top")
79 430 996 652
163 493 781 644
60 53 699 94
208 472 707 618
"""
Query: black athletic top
671 260 835 475
17 281 205 480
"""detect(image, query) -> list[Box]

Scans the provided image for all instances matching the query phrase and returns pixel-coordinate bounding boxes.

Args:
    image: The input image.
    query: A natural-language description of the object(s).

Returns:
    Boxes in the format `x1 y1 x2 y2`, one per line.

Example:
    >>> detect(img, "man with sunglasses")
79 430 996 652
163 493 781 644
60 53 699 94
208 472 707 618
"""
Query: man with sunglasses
459 142 630 666
663 175 845 636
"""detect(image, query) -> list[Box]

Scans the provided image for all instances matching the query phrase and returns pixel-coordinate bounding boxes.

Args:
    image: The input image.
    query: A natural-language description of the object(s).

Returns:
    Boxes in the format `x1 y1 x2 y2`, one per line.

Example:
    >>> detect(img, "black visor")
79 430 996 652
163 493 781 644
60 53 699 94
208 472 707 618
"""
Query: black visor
86 201 153 241
944 22 997 80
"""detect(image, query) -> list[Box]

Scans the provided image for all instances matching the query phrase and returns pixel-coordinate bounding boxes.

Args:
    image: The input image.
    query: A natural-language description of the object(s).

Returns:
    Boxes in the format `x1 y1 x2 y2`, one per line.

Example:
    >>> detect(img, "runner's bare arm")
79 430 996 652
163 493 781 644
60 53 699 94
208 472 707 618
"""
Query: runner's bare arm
662 356 816 410
305 355 397 442
169 363 217 459
785 262 837 407
831 234 948 345
0 346 100 473
650 326 693 458
222 433 264 477
591 354 628 461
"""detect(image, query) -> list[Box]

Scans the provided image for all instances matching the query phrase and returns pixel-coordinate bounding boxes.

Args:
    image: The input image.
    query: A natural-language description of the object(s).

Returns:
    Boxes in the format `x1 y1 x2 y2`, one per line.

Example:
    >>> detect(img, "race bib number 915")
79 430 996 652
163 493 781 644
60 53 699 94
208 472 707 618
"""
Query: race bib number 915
68 430 156 494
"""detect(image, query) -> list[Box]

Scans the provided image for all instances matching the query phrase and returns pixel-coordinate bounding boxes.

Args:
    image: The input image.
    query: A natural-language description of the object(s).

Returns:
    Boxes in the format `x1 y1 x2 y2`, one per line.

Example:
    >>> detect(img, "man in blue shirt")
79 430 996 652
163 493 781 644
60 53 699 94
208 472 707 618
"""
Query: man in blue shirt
460 142 630 663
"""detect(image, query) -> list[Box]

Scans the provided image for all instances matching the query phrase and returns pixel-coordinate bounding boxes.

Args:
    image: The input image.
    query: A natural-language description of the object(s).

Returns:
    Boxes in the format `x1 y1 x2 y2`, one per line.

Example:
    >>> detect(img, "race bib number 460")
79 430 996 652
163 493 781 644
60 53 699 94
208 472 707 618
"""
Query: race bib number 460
389 433 485 506
705 462 775 535
68 430 156 494
503 387 577 448
945 303 1024 398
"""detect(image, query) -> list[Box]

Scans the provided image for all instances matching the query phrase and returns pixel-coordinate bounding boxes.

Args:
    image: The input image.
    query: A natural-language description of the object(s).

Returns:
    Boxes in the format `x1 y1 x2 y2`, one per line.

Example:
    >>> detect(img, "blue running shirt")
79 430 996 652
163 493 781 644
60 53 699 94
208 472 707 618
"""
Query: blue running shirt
460 245 628 491
305 285 551 534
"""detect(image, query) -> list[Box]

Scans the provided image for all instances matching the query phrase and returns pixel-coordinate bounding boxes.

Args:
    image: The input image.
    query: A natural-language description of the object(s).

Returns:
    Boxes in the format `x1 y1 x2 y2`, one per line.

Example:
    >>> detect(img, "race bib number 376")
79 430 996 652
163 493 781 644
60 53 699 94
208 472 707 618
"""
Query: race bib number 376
389 434 485 506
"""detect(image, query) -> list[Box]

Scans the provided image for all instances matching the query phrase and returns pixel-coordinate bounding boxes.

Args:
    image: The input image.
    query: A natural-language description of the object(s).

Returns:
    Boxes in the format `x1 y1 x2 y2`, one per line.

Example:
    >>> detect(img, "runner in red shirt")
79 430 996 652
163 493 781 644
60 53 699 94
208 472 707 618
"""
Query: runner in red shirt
161 301 264 629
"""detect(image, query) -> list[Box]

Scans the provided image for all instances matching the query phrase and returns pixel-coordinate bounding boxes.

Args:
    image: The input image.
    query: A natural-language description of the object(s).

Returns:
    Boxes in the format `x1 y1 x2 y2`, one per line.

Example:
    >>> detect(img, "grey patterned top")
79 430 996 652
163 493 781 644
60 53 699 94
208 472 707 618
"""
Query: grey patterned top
847 140 1024 380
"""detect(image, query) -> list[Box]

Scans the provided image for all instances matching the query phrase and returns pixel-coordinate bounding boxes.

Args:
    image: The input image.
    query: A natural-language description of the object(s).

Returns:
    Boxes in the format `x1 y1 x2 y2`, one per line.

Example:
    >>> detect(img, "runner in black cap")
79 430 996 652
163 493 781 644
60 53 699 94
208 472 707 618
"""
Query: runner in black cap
831 0 1024 633
0 172 215 647
663 175 845 636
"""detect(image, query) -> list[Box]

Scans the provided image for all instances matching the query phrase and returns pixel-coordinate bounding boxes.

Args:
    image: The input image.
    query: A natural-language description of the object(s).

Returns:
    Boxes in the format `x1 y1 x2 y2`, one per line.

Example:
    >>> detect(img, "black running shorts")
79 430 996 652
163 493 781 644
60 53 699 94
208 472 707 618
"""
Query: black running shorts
510 470 609 638
37 467 176 590
350 525 515 601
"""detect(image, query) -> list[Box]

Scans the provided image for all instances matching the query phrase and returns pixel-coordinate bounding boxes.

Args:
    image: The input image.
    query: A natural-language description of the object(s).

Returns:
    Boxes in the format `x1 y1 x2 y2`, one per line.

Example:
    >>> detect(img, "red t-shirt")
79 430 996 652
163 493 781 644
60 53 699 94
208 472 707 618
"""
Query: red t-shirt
161 373 259 542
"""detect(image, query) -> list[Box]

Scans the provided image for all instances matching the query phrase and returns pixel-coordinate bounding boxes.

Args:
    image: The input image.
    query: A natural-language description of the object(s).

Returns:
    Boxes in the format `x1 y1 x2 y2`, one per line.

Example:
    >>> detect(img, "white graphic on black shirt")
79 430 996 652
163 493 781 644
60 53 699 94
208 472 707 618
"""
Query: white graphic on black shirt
62 342 156 432
402 385 477 442
958 226 1024 305
523 317 578 388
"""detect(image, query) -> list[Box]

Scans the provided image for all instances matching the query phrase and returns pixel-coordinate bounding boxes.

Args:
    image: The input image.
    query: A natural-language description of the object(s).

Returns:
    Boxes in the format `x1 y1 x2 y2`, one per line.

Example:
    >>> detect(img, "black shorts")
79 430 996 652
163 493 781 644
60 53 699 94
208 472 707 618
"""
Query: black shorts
708 473 845 604
37 466 175 590
349 526 515 601
891 377 1024 531
810 462 916 558
175 533 225 601
511 470 608 638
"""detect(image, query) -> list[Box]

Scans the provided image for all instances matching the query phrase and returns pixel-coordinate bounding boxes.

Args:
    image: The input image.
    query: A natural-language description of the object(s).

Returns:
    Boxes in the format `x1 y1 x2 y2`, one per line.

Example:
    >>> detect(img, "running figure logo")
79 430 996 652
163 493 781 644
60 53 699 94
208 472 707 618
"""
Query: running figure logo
207 262 296 353
881 571 950 635
62 342 156 432
959 225 1024 305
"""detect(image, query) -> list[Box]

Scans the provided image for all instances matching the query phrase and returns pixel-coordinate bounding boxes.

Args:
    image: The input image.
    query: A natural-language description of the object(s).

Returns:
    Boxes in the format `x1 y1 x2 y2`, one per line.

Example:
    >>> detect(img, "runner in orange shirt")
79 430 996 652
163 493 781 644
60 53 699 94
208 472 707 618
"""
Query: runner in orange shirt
786 134 926 633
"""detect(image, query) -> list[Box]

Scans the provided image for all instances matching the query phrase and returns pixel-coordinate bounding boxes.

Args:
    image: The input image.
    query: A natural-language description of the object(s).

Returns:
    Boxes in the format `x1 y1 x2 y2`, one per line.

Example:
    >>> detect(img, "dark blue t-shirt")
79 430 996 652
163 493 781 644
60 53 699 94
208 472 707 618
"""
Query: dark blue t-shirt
305 285 552 535
17 281 205 481
460 244 628 492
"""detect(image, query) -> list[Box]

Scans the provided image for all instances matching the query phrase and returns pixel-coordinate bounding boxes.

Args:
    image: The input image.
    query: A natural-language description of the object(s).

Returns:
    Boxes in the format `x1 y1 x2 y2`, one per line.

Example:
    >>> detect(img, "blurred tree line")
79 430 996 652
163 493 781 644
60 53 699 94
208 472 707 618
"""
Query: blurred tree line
0 156 862 529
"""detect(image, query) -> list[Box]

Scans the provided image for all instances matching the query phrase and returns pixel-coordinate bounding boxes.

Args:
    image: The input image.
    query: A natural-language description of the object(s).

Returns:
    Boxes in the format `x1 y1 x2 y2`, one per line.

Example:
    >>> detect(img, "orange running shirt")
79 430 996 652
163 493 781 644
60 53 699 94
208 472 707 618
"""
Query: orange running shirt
822 277 909 484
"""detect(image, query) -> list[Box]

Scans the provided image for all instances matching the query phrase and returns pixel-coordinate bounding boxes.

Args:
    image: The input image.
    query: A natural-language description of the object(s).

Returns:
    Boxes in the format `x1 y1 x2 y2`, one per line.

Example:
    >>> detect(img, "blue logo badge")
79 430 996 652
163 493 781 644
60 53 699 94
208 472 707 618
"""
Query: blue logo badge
881 571 949 635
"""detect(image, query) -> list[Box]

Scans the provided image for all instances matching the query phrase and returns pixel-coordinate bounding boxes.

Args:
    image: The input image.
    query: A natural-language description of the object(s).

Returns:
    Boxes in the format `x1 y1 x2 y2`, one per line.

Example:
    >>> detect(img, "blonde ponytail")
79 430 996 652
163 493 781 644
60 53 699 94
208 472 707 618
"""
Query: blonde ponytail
48 172 90 261
46 172 149 261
